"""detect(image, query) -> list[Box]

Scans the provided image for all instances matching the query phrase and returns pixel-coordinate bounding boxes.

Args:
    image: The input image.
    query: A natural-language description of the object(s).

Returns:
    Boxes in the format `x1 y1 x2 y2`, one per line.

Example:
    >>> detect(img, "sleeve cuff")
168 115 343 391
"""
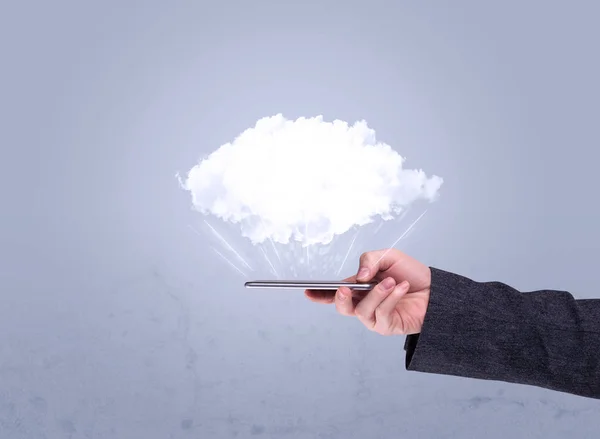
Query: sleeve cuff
404 333 420 369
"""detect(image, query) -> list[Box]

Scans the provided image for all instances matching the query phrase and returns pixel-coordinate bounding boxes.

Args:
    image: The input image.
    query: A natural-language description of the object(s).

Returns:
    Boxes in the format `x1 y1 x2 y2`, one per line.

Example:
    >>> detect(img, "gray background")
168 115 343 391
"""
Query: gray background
2 1 599 438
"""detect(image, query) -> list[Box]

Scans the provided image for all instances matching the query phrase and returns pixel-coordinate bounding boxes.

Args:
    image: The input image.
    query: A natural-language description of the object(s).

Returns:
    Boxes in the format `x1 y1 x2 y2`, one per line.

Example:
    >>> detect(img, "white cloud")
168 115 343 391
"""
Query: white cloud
182 114 443 246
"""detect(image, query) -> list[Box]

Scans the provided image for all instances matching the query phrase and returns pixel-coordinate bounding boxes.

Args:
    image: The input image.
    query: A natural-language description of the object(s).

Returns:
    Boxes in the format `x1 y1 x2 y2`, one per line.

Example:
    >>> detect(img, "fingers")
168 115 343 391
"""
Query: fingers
354 277 397 328
373 281 410 335
334 274 365 315
304 289 335 304
356 249 404 282
304 275 358 304
334 286 355 316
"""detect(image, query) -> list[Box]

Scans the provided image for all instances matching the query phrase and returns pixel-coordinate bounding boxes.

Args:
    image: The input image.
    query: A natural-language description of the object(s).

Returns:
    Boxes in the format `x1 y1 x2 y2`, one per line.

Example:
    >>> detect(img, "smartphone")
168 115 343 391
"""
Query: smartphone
244 280 378 291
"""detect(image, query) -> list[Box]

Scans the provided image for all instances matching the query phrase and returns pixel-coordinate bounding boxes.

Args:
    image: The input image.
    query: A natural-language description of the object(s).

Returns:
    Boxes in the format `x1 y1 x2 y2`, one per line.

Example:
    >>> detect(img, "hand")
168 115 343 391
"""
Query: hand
305 248 431 335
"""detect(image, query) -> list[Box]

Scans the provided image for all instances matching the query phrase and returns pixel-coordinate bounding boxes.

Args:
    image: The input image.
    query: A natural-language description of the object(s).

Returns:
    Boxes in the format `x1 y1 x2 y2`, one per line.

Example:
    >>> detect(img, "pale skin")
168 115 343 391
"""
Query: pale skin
304 249 431 335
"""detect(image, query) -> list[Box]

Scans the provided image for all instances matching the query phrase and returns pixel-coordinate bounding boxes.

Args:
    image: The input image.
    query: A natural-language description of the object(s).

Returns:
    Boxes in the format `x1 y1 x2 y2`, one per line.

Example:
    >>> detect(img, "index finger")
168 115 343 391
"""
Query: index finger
356 249 407 281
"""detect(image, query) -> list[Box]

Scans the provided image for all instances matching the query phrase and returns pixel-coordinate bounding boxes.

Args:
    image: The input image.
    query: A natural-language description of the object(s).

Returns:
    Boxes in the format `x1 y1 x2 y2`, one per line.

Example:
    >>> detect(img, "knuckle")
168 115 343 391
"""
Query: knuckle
376 284 390 295
384 247 400 257
381 327 392 336
373 321 389 336
355 307 368 320
359 251 373 266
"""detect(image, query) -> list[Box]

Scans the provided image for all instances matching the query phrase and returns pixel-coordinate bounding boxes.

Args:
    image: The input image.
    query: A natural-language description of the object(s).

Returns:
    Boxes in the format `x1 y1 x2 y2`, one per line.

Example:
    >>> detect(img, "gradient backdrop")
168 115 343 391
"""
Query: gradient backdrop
2 1 599 438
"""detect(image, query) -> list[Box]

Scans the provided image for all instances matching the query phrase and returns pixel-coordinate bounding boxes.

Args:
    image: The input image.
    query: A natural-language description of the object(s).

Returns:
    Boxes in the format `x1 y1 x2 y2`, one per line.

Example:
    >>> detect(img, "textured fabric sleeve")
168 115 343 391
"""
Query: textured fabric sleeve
404 267 600 399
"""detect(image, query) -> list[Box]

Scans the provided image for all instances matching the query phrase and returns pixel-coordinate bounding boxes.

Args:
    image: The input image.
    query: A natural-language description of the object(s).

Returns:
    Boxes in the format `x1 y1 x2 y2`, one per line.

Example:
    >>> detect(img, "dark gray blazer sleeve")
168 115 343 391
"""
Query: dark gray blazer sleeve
404 267 600 399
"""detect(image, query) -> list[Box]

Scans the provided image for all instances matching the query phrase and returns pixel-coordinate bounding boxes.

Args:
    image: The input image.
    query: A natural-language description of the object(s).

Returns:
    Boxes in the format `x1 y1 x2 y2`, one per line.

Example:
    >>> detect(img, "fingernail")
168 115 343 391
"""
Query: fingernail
400 280 409 290
381 277 395 290
357 268 369 279
338 290 347 301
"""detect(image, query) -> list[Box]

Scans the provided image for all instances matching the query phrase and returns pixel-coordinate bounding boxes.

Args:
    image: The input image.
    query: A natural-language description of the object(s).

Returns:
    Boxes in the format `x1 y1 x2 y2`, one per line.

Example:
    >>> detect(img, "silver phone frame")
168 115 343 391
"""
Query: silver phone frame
244 280 378 291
